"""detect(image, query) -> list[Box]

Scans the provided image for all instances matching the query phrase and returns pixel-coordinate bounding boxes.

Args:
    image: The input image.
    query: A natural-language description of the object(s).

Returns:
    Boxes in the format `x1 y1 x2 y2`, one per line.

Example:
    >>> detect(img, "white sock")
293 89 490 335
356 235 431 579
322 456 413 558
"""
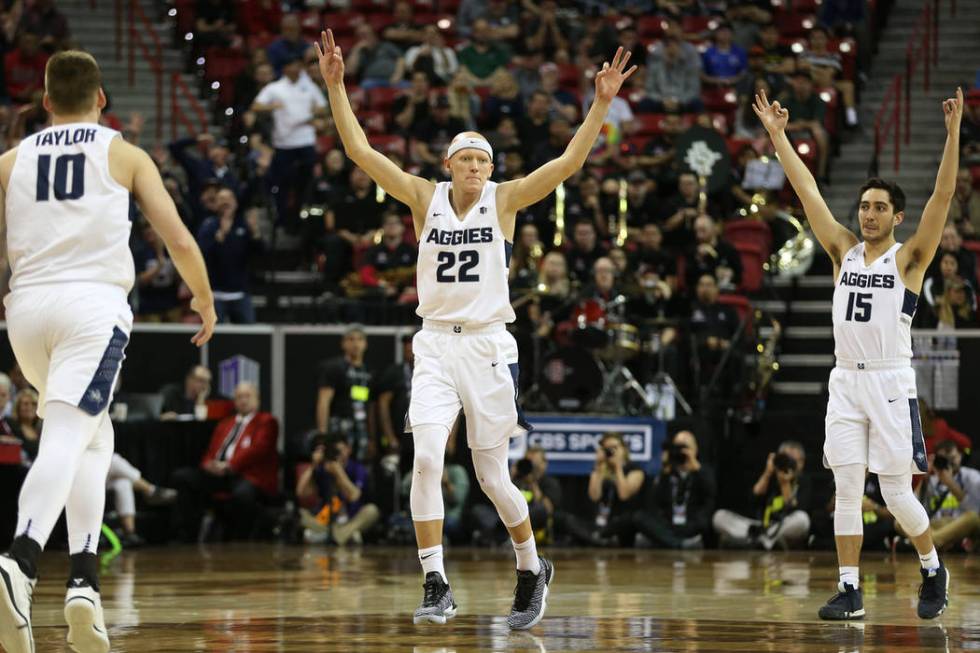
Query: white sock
846 106 858 125
512 536 541 575
418 545 447 584
839 566 860 590
919 547 940 572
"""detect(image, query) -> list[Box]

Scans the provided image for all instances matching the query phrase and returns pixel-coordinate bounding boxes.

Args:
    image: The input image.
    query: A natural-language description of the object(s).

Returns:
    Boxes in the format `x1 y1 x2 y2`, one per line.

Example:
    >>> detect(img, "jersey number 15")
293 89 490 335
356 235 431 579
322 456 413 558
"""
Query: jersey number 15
36 154 85 201
845 291 872 322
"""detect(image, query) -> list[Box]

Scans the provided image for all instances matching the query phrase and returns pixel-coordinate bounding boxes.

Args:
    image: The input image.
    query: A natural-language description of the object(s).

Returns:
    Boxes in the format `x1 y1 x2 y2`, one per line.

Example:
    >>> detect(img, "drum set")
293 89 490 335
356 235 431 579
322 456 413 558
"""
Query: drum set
528 294 691 416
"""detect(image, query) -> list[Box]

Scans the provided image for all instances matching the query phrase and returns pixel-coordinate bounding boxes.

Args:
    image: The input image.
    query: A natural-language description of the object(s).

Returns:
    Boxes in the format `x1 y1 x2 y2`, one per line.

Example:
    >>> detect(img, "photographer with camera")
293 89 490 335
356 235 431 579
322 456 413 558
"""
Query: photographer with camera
713 440 812 550
471 447 561 545
297 433 380 545
915 440 980 551
633 430 715 549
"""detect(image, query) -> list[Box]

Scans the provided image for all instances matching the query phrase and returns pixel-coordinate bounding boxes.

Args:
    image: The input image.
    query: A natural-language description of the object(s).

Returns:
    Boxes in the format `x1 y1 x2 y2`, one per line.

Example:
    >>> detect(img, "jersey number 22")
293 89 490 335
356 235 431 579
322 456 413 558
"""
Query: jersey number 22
36 154 85 201
436 250 480 283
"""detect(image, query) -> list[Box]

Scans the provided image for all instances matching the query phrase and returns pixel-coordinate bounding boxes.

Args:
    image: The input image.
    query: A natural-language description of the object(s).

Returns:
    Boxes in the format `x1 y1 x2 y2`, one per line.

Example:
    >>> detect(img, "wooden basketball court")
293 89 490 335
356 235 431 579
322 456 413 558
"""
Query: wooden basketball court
25 546 977 652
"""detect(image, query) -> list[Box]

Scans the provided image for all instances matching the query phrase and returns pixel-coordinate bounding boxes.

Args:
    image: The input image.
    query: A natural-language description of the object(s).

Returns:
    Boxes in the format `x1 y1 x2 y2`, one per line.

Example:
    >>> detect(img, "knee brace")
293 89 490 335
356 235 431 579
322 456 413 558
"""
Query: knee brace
409 424 449 522
878 472 930 537
472 442 528 529
832 464 865 536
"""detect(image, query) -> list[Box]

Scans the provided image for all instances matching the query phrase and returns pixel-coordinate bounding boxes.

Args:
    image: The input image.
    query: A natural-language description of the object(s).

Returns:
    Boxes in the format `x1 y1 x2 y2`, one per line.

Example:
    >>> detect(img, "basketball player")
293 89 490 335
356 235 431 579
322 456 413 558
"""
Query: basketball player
316 30 635 628
754 88 962 620
0 51 216 653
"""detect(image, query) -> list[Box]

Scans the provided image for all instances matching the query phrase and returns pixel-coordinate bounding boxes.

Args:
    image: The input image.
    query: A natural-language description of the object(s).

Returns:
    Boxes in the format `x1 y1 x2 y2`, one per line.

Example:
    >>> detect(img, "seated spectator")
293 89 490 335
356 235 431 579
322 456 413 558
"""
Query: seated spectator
160 365 212 420
554 432 645 546
383 0 424 53
297 433 380 545
446 70 481 130
640 37 703 114
631 223 678 288
345 212 418 301
780 71 830 182
933 278 977 330
197 189 264 323
918 398 972 455
915 440 980 551
0 375 17 439
412 95 467 178
392 71 432 135
484 69 524 129
701 22 748 87
404 26 459 86
10 389 41 464
634 430 715 548
689 274 740 383
472 446 559 545
172 382 280 542
756 21 795 77
660 172 717 251
106 454 178 548
927 224 977 289
347 24 404 88
523 1 571 62
797 25 858 127
685 214 743 291
5 32 48 104
194 0 236 51
168 133 241 218
321 167 387 288
17 0 69 52
133 221 183 322
949 168 980 237
458 18 511 82
713 441 812 550
316 326 374 460
517 91 553 162
535 63 578 124
922 251 976 326
483 0 522 48
565 219 608 286
266 14 312 76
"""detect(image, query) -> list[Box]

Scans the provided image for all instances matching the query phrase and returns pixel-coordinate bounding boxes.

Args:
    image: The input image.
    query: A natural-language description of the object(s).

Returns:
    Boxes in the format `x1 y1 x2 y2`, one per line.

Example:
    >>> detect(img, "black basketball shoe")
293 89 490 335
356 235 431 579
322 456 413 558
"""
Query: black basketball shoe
917 562 950 619
818 583 865 620
413 572 457 625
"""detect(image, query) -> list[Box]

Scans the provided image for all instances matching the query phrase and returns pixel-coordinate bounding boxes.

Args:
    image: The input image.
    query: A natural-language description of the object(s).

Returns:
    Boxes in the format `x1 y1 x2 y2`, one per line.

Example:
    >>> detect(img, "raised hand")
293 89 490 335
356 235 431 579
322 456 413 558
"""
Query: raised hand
753 89 789 135
315 29 345 87
594 47 638 103
944 87 963 133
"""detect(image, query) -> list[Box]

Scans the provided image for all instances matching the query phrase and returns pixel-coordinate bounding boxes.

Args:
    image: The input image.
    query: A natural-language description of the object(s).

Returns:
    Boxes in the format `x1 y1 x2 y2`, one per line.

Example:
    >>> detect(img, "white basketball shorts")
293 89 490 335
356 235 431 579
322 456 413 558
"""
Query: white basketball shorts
407 320 531 450
824 362 928 476
5 283 133 418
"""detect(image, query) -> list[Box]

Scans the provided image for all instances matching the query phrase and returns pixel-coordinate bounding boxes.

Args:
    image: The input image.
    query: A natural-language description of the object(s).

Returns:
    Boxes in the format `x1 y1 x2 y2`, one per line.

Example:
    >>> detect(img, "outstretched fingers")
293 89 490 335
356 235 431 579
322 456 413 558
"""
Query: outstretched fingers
622 64 638 81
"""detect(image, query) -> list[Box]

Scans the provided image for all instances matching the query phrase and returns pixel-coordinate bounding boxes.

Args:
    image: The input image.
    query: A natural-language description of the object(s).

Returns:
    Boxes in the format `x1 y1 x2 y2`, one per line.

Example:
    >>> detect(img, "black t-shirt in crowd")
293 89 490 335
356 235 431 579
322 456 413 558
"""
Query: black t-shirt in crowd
363 242 417 272
689 301 739 342
331 188 386 236
599 461 645 520
317 356 373 422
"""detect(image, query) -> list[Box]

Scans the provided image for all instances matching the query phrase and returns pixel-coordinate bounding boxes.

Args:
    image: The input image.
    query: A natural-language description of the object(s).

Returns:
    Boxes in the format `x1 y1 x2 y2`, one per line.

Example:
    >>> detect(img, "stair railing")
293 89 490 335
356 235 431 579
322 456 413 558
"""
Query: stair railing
872 0 954 175
126 0 164 142
171 73 209 139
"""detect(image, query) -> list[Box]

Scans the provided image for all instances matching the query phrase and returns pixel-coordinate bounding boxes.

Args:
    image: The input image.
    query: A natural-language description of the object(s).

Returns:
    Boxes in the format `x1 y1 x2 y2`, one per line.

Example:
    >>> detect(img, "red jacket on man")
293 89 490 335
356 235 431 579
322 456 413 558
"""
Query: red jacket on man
200 412 280 496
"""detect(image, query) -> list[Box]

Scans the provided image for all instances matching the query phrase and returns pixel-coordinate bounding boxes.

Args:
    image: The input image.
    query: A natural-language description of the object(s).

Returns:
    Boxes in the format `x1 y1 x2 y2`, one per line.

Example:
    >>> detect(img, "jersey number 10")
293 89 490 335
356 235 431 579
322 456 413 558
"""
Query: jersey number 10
845 291 872 322
36 154 85 201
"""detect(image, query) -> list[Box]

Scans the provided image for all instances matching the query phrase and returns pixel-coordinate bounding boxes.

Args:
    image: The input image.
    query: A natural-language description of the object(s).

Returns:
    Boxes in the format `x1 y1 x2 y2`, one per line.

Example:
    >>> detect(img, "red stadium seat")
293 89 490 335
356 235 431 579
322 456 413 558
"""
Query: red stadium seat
360 110 388 134
557 63 581 89
734 242 766 293
368 134 407 156
675 254 687 292
682 15 714 35
204 48 248 106
367 86 401 112
774 12 816 38
702 86 737 112
174 0 196 35
351 0 389 13
635 113 664 136
816 86 840 137
637 16 665 38
323 11 364 36
717 293 754 338
726 137 756 157
724 219 773 259
368 13 394 32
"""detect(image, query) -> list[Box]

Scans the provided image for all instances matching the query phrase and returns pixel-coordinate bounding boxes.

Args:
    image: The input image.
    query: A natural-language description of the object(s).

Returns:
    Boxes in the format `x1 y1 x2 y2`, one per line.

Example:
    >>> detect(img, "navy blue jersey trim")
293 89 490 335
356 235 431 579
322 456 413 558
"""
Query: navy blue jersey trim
902 288 918 318
508 362 532 431
909 398 928 473
78 326 129 416
504 240 514 269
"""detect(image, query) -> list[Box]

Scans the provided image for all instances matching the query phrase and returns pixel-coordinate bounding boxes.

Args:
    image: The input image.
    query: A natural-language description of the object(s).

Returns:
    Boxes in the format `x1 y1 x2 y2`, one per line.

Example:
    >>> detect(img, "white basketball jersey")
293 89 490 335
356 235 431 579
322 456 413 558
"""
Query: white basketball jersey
416 181 515 325
5 123 134 293
832 242 916 362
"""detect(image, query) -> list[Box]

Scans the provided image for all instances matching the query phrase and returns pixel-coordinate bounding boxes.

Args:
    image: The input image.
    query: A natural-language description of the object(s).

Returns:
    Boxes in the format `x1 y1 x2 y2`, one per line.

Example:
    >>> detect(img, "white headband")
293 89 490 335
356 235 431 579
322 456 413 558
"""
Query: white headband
446 137 493 161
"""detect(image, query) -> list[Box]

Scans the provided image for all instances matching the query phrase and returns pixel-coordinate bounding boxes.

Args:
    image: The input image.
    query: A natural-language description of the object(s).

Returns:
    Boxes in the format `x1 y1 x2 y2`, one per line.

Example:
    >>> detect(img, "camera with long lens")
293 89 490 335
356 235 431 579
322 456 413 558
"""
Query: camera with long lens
669 443 689 467
933 454 950 471
773 452 797 473
311 434 343 463
515 458 535 479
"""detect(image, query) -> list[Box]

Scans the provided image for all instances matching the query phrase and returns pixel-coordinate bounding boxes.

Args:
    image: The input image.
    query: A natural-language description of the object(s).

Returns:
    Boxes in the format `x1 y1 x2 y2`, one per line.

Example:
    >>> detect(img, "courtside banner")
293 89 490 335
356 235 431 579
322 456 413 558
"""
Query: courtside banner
509 414 666 476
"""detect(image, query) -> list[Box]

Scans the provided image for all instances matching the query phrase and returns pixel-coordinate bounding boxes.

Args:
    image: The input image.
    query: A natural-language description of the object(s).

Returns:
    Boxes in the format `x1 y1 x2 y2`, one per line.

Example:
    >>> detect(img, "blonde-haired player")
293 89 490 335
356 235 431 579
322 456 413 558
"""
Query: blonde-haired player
0 50 216 653
316 30 636 628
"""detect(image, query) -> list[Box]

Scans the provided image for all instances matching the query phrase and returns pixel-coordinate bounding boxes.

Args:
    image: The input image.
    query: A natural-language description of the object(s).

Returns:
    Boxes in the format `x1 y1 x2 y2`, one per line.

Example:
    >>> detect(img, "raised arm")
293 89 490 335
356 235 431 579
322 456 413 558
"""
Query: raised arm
754 90 856 268
899 88 963 286
114 139 216 345
316 29 433 233
497 47 638 218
